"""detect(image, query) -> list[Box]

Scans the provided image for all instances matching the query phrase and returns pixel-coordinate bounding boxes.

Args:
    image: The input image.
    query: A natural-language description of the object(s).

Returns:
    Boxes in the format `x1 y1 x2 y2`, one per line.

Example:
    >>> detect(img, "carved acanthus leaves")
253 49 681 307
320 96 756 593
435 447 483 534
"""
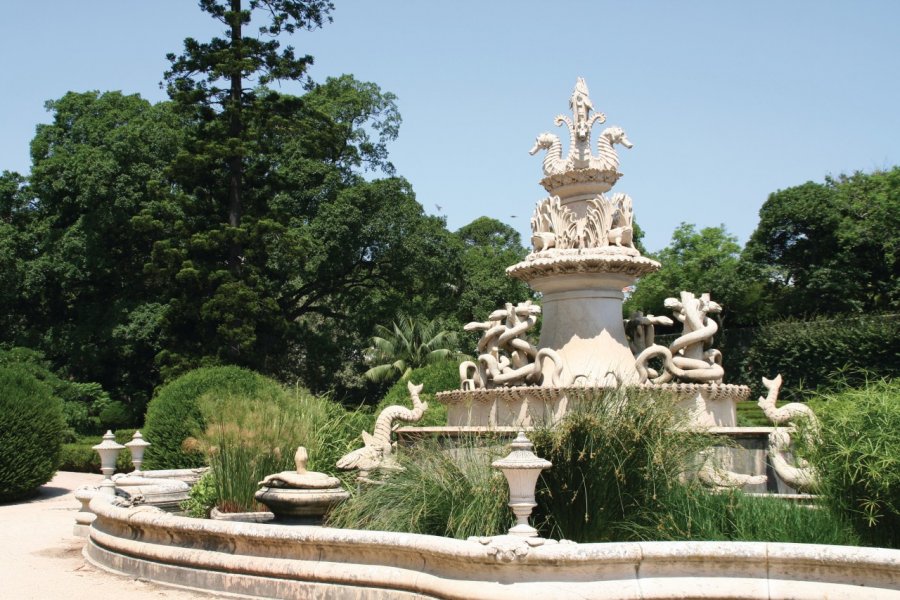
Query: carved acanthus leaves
530 194 635 252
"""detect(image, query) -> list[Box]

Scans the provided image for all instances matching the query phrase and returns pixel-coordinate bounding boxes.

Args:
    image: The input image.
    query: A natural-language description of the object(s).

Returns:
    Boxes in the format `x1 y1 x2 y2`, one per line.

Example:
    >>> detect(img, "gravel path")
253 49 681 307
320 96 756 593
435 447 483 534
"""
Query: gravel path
0 471 213 599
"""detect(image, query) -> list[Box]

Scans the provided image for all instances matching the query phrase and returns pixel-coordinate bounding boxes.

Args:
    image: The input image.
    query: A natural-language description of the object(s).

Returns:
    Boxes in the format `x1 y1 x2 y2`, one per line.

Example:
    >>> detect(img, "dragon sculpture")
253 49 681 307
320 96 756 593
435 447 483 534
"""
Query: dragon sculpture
336 381 427 478
459 301 565 389
634 291 725 384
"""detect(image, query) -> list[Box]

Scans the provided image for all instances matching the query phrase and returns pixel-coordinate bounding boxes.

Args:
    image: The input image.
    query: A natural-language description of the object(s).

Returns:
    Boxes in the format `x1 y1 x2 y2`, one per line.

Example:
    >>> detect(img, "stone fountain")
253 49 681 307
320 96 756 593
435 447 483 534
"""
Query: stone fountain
437 78 750 432
81 79 892 599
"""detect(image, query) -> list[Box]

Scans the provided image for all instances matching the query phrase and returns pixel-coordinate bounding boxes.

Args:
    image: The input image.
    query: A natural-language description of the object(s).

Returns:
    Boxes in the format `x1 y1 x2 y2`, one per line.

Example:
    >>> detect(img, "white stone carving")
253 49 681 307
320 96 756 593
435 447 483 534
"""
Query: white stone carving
459 301 566 389
337 381 427 477
529 193 636 252
592 126 633 172
757 374 817 425
757 375 819 492
634 291 725 384
256 446 349 520
529 132 567 176
624 311 674 355
768 428 818 492
697 449 767 490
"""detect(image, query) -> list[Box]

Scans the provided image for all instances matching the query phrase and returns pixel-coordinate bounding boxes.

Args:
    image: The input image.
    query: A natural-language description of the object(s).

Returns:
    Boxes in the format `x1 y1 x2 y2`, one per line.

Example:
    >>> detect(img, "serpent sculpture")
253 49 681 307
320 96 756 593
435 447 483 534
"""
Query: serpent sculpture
336 381 427 477
634 291 725 384
459 301 566 389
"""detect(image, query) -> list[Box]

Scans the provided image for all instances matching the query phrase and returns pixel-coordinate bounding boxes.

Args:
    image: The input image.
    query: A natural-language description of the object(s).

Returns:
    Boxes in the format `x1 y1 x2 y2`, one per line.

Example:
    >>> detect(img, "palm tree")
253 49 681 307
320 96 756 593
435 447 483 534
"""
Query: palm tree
364 316 459 383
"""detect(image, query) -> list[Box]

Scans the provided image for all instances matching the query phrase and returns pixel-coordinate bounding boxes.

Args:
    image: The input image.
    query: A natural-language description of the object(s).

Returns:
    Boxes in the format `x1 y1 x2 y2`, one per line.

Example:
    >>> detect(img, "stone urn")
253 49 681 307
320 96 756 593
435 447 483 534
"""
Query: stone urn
255 447 349 524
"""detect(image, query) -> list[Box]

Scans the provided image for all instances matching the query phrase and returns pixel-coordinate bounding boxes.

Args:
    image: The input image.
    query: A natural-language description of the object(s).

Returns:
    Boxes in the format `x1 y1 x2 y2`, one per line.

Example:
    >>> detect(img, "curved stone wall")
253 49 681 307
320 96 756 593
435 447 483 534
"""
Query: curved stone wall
85 496 900 599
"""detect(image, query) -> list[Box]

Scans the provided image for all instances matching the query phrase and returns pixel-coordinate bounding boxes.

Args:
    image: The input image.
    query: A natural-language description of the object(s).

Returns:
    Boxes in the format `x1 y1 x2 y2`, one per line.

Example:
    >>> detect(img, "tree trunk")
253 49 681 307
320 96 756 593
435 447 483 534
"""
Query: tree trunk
228 0 243 272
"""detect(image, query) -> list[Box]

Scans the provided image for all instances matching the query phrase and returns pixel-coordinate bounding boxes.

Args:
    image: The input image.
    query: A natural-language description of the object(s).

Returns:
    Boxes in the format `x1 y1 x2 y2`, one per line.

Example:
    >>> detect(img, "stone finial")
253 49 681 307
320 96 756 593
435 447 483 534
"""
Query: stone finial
492 432 552 538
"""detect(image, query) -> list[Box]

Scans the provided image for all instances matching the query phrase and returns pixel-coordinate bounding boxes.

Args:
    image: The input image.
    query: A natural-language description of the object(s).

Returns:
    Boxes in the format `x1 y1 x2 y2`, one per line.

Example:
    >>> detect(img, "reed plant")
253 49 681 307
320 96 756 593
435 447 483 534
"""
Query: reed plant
326 438 512 538
194 386 371 513
798 377 900 548
530 387 714 542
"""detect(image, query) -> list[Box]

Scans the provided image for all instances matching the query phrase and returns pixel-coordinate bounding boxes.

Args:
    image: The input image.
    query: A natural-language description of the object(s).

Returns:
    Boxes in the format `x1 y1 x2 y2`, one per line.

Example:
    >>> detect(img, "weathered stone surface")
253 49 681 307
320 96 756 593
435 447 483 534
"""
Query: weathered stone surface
86 495 900 599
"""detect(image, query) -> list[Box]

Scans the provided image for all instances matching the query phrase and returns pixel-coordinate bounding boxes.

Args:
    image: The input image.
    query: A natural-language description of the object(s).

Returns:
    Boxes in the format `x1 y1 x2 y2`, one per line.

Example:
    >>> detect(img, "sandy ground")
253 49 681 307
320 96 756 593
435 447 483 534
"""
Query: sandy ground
0 471 212 599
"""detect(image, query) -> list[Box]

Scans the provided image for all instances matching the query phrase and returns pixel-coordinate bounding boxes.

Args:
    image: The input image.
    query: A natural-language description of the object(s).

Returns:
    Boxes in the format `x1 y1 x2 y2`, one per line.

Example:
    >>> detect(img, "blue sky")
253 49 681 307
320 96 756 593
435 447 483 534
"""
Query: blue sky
2 1 897 251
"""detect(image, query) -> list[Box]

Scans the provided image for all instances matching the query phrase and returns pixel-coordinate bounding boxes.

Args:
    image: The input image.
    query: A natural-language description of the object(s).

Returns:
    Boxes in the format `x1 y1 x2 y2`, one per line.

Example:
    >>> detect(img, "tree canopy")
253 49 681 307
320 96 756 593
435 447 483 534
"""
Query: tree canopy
743 168 900 317
625 223 767 327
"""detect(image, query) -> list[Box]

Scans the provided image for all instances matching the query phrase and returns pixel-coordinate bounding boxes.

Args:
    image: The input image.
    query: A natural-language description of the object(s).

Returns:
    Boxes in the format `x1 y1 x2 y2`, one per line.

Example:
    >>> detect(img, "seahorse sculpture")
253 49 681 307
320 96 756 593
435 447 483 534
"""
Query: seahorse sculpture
634 291 724 384
459 301 566 389
336 382 427 476
591 126 633 172
529 133 567 177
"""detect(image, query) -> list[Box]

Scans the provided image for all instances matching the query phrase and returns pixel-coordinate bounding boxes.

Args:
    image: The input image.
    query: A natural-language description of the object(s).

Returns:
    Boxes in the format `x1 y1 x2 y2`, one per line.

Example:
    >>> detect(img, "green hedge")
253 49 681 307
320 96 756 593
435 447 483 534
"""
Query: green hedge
374 360 458 427
739 314 900 401
0 366 66 501
143 366 286 469
58 430 137 473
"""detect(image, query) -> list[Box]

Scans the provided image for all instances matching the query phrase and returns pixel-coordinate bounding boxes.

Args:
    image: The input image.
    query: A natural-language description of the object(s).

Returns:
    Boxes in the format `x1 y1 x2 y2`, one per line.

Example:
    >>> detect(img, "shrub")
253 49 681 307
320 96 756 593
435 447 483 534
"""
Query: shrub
740 314 900 400
0 366 66 501
327 439 512 538
181 471 218 518
0 347 113 435
373 361 457 427
142 366 286 469
800 379 900 548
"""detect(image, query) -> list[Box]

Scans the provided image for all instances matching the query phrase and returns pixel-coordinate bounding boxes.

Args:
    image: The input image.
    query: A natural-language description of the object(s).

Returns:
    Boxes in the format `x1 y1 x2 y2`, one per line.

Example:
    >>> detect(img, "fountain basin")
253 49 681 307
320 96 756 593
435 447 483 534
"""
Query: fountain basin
437 383 750 428
85 495 900 599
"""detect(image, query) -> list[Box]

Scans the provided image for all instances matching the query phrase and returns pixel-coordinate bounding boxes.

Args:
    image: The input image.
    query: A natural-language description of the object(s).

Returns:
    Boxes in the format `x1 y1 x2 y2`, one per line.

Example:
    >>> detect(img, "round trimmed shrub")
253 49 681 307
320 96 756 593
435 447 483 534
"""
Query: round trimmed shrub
142 366 286 469
0 365 66 502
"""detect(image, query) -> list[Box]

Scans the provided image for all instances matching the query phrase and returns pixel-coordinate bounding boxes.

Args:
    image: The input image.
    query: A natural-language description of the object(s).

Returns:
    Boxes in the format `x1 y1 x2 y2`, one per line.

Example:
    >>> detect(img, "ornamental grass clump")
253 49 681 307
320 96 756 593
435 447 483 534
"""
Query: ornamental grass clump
799 378 900 548
530 387 713 542
192 385 369 514
326 439 512 539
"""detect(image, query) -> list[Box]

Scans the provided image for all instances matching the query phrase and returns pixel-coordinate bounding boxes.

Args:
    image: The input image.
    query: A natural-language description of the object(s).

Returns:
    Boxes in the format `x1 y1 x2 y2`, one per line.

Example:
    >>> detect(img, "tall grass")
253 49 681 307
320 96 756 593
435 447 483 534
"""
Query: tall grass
799 378 900 548
624 485 859 545
326 439 512 538
195 387 371 513
530 387 714 542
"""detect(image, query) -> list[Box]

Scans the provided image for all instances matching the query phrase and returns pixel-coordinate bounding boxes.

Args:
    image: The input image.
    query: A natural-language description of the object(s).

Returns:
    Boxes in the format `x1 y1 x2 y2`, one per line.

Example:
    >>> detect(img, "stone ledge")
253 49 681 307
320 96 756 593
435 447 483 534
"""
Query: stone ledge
86 495 900 599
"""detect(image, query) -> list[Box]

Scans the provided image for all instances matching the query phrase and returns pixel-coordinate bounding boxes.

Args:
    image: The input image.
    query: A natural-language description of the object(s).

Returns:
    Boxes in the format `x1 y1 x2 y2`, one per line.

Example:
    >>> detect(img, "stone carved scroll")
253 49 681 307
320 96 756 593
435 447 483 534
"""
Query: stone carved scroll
634 292 725 384
459 301 565 390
